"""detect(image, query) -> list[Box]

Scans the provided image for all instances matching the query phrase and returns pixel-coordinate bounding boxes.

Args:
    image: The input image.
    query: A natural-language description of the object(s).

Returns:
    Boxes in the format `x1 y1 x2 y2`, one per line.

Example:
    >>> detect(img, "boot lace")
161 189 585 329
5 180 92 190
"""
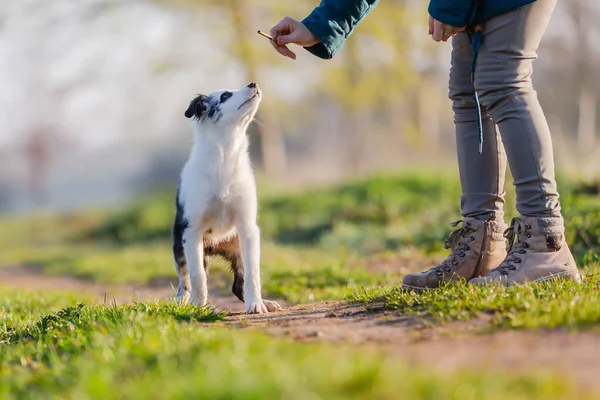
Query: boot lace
431 220 477 277
493 218 532 276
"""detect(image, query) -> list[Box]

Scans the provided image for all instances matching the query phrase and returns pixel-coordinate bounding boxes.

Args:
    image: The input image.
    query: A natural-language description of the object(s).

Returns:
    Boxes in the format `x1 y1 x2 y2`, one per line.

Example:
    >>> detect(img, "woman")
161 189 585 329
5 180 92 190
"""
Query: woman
268 0 581 289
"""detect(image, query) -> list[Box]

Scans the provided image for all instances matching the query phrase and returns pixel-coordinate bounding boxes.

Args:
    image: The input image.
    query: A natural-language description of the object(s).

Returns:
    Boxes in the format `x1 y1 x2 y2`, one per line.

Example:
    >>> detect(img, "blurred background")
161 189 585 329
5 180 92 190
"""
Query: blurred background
1 0 599 215
1 3 599 394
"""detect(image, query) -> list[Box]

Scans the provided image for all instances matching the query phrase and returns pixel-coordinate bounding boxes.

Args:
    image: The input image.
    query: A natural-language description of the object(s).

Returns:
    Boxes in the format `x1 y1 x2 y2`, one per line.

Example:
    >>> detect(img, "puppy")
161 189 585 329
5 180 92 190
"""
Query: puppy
172 82 281 314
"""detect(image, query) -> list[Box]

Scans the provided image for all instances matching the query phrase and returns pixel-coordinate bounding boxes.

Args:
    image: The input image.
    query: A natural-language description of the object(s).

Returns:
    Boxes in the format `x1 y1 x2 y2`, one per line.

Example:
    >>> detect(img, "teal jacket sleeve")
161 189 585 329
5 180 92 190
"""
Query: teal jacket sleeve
301 0 380 60
428 0 476 27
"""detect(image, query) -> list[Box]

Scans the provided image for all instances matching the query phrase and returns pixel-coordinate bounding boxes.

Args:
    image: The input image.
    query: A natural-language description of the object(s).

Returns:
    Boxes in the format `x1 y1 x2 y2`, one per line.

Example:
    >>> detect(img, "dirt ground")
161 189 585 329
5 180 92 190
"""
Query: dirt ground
2 265 599 394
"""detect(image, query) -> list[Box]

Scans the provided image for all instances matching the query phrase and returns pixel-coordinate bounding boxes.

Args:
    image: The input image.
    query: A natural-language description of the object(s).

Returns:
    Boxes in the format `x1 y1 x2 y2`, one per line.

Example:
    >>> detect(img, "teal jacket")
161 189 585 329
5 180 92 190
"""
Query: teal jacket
302 0 536 59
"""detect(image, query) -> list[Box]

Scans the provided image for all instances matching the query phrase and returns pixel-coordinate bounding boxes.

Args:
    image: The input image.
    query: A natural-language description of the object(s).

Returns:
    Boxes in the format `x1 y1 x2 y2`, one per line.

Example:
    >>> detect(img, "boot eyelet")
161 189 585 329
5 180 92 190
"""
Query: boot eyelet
459 253 466 257
509 266 516 270
436 271 443 277
526 234 531 238
526 224 532 229
501 271 509 275
515 258 521 263
465 246 471 251
444 267 452 273
519 250 526 254
470 236 475 241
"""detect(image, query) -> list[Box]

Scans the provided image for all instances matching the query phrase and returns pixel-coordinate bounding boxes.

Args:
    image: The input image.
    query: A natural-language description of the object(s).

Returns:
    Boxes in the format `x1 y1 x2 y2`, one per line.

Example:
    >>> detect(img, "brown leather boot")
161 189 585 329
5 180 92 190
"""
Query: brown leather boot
402 217 507 291
469 216 581 286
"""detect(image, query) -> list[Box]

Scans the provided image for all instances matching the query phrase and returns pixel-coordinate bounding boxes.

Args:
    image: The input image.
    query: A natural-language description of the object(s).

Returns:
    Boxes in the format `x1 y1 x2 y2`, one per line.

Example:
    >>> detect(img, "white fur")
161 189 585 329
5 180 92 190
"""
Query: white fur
177 83 280 314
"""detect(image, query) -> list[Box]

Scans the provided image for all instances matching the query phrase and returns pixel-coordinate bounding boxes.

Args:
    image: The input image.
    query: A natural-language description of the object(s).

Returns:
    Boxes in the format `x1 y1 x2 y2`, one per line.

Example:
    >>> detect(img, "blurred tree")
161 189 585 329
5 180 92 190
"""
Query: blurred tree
25 128 51 208
567 0 598 151
317 1 430 173
155 0 452 179
225 0 287 178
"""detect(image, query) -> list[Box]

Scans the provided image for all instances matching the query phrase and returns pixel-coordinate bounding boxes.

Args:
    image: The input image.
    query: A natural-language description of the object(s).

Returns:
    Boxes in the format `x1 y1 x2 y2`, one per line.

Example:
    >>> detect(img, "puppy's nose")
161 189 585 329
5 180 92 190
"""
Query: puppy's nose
247 82 257 88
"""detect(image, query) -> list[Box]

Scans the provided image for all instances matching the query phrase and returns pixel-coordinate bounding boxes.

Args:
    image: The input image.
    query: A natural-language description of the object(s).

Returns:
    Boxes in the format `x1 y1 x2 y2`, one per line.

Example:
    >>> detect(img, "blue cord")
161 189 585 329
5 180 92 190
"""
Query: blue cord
470 30 484 154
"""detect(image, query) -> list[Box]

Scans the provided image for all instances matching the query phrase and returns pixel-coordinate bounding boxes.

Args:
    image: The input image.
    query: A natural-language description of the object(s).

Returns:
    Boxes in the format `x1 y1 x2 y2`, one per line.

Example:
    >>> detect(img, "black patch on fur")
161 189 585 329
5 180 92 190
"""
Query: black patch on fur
220 91 232 103
184 95 208 120
172 183 189 285
186 94 223 123
231 266 244 302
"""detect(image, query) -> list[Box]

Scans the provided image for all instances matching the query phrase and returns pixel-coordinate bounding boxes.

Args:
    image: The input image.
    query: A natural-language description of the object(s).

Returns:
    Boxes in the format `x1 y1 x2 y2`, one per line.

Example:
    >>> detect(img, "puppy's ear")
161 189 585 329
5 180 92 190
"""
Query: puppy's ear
185 95 207 119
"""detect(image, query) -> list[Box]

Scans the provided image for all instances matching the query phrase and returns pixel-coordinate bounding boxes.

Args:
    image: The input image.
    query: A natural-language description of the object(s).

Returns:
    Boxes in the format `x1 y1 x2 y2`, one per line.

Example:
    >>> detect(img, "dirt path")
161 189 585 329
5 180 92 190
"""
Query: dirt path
0 265 248 312
220 302 600 392
2 266 599 394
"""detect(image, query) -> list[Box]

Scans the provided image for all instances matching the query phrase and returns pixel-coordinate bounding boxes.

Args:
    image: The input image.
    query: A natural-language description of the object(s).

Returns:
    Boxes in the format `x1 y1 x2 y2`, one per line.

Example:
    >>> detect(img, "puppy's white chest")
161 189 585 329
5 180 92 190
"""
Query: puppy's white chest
202 196 235 232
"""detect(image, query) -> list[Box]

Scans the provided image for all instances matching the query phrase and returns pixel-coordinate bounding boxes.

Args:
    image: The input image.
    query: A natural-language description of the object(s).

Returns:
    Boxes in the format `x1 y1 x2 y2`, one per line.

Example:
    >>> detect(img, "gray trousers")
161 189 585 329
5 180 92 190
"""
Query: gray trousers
450 0 560 220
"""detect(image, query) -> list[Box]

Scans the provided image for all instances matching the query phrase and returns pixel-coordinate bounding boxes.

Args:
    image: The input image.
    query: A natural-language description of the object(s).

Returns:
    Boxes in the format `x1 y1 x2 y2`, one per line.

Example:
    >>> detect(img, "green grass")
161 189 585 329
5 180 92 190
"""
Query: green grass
0 290 591 400
1 242 407 303
0 291 90 330
1 171 599 305
350 270 600 330
76 172 468 254
1 172 600 398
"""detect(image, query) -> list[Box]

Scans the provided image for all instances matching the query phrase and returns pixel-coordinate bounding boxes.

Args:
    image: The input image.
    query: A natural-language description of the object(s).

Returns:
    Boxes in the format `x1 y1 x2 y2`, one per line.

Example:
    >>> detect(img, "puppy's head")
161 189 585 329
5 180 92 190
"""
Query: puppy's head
185 82 261 128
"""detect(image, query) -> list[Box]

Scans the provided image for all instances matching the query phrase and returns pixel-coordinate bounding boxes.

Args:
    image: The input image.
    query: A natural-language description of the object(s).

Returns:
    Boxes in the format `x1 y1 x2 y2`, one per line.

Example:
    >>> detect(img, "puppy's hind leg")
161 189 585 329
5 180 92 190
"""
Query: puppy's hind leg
173 252 191 304
173 209 190 304
215 242 244 302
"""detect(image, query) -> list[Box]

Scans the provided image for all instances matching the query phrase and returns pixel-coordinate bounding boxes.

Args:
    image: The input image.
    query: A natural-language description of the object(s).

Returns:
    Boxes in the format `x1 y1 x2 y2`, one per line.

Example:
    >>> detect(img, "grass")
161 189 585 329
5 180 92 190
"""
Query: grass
1 172 600 398
0 290 592 400
0 242 403 303
0 171 599 304
350 270 600 330
76 172 468 254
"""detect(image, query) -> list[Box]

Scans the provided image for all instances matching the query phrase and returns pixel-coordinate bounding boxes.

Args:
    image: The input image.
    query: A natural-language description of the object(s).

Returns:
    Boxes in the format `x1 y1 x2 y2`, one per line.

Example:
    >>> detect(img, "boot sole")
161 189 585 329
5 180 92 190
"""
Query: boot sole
404 271 580 291
471 271 582 287
402 279 471 291
531 270 582 284
400 284 431 292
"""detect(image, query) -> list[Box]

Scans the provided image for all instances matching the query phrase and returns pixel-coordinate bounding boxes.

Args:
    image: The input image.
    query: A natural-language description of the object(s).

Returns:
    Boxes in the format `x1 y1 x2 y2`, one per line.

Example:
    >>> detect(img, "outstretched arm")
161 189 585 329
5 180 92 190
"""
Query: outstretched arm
269 0 380 60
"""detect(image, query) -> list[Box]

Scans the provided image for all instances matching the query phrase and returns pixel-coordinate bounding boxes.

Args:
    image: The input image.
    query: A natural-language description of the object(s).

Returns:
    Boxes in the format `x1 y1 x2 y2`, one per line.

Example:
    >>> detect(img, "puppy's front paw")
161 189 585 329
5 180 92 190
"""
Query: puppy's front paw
245 301 268 314
175 290 190 305
263 299 282 312
189 293 208 307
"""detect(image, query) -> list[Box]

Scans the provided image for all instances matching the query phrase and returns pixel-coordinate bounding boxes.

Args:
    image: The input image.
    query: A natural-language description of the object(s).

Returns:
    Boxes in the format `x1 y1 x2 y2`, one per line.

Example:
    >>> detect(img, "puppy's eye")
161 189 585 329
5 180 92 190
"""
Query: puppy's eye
220 92 233 103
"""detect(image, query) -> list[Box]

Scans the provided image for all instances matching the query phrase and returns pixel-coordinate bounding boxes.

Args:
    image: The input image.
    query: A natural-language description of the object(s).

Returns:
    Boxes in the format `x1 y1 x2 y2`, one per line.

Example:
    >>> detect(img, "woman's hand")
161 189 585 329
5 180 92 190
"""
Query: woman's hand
429 16 465 42
269 17 320 60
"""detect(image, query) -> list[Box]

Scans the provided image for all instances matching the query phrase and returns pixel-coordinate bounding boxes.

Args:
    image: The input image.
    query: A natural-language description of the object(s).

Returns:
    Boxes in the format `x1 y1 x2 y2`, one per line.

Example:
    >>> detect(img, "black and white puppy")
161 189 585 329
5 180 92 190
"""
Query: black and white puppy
173 82 281 314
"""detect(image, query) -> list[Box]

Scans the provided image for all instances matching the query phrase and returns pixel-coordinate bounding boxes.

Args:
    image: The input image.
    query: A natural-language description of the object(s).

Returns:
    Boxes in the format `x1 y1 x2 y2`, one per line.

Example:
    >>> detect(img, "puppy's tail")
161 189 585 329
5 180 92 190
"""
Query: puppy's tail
173 190 190 298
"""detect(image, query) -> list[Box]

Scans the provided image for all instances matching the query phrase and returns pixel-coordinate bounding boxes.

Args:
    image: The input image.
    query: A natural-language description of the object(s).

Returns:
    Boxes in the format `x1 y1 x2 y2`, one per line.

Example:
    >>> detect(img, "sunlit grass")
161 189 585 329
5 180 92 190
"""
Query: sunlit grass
0 290 590 400
1 172 598 306
350 268 600 330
